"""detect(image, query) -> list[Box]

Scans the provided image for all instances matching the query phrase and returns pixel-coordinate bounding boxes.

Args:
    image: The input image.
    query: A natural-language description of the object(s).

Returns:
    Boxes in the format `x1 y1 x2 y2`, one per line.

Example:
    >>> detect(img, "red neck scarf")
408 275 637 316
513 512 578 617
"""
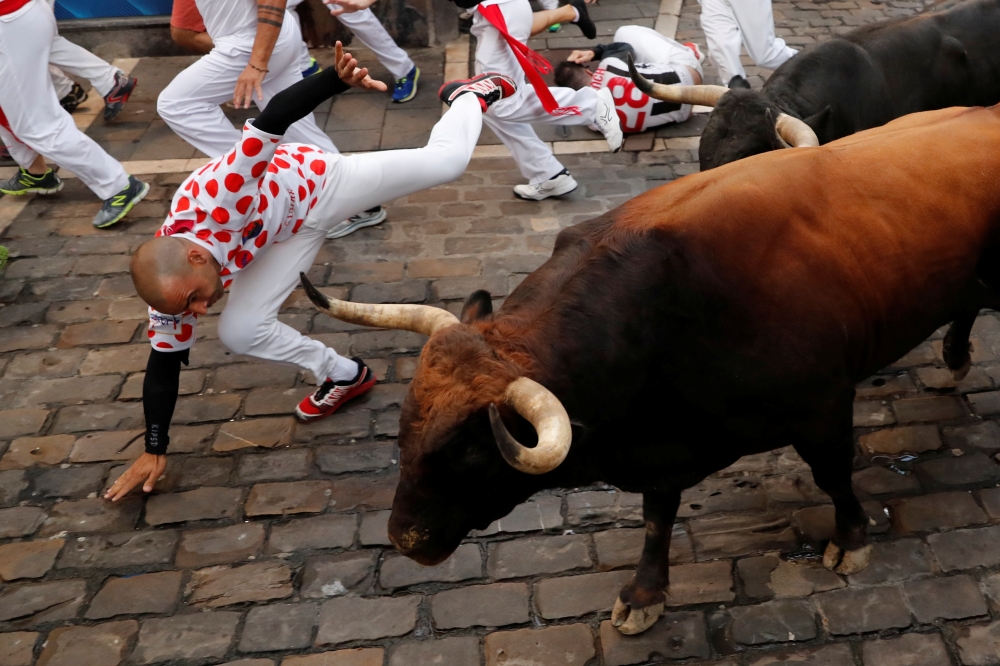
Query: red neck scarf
477 3 581 116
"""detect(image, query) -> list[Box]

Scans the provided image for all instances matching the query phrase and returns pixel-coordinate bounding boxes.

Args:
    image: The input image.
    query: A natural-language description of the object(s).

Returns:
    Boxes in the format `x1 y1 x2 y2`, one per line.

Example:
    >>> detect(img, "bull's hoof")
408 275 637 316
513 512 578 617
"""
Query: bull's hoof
612 596 664 635
951 357 972 381
823 542 873 575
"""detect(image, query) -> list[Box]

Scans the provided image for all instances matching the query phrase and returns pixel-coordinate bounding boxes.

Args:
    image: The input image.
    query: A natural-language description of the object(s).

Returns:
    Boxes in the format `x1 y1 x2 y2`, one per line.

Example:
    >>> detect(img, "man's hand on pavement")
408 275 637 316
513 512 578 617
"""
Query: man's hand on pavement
568 49 596 64
324 0 376 15
234 65 267 109
104 452 167 502
334 41 388 92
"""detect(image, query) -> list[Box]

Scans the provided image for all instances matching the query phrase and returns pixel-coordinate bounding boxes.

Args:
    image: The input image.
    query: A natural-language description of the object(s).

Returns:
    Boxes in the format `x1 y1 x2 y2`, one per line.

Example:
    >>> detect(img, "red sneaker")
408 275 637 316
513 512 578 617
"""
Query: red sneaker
438 72 517 111
295 358 377 423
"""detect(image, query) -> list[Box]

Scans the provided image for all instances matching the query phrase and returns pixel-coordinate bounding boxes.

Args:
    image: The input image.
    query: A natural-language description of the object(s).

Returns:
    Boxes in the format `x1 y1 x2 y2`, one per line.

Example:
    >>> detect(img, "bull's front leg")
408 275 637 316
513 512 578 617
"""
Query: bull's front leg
943 312 978 380
611 489 681 635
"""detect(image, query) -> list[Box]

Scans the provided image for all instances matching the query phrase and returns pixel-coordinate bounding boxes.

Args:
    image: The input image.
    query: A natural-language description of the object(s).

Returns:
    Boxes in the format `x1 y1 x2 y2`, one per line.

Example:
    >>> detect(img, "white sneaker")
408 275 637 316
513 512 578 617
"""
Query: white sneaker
325 206 388 239
593 87 624 153
513 172 578 200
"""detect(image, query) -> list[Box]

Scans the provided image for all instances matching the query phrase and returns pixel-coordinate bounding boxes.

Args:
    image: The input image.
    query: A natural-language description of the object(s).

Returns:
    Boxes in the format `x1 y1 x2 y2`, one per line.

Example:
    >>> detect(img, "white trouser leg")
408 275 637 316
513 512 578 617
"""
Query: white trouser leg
309 93 481 225
0 123 39 168
158 24 337 159
49 65 72 99
537 0 559 11
727 0 795 71
48 35 118 96
472 0 566 184
334 9 414 80
483 114 564 183
218 94 483 384
614 25 702 75
698 0 745 84
219 224 351 382
285 7 314 72
0 1 128 199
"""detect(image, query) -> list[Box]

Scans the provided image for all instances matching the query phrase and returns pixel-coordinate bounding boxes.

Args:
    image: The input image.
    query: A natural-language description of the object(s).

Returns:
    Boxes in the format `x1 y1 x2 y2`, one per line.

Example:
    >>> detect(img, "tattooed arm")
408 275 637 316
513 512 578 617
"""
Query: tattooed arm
234 0 290 108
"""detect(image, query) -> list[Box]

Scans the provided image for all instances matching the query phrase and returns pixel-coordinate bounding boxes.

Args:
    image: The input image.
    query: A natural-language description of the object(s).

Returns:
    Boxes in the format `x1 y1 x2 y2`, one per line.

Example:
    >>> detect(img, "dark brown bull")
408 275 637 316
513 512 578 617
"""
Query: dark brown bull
302 104 1000 634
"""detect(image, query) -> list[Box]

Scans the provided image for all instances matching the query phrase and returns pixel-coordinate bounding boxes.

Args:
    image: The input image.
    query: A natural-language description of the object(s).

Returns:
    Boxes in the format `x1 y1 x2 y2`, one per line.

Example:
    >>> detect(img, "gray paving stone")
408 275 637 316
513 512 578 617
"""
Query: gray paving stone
85 571 183 619
315 595 421 645
133 612 240 663
862 632 951 666
903 574 988 623
815 586 912 635
301 551 376 598
380 542 482 589
238 603 318 652
432 582 530 629
266 513 357 553
729 598 817 644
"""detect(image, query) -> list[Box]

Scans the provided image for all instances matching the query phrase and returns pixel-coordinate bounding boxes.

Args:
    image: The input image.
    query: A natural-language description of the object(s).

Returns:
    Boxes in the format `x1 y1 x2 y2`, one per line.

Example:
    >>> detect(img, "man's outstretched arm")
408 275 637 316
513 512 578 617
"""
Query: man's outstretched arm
104 348 187 501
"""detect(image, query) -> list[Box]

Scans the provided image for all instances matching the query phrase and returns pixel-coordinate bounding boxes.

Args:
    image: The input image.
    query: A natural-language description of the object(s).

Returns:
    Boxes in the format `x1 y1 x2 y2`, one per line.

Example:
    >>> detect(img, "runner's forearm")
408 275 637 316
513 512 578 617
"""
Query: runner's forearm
250 0 289 70
254 65 350 135
142 348 188 455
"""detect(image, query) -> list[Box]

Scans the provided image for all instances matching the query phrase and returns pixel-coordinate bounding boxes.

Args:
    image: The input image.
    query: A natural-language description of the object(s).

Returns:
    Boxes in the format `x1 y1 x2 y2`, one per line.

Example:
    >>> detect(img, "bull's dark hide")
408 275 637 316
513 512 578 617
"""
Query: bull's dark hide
700 0 1000 169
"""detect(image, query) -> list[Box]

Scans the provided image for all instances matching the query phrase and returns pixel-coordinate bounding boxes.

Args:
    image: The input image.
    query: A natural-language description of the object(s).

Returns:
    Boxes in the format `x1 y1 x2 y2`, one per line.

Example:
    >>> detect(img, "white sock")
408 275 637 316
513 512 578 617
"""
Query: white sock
571 6 580 21
329 357 360 383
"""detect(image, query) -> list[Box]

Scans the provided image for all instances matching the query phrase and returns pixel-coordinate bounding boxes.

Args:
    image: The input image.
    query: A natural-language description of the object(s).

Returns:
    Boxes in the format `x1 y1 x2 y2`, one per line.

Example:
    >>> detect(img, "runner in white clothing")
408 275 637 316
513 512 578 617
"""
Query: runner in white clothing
0 0 148 228
104 45 516 501
698 0 795 89
158 0 336 159
554 26 704 133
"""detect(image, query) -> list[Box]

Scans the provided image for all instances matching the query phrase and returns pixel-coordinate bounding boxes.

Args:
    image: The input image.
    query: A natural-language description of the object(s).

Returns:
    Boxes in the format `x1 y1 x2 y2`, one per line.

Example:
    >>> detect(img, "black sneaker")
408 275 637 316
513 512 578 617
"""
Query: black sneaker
103 71 137 121
570 0 596 39
92 176 149 228
438 72 517 110
0 168 64 196
60 82 89 113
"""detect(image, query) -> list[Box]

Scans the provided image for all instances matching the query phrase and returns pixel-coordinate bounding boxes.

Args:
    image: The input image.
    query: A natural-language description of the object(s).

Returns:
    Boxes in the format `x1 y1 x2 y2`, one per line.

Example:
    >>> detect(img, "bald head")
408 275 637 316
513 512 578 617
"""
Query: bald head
131 236 224 315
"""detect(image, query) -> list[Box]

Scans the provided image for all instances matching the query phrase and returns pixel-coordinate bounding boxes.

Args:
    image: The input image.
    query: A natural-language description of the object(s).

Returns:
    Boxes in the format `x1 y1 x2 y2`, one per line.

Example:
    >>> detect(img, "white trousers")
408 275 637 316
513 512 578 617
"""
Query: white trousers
0 0 128 199
48 35 119 99
217 94 483 383
335 9 415 80
698 0 796 85
615 25 702 75
157 18 337 159
473 0 599 183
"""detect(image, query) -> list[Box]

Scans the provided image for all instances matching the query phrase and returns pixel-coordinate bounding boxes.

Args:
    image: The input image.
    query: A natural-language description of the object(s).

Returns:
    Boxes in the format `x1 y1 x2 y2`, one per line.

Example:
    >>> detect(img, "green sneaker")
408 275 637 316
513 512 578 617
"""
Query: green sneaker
547 23 561 32
92 175 149 228
0 167 64 196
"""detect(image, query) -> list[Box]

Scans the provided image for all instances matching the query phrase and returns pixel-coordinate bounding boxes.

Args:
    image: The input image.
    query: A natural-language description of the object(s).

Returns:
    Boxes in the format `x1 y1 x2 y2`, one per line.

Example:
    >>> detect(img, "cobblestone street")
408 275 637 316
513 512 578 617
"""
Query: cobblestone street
6 0 999 664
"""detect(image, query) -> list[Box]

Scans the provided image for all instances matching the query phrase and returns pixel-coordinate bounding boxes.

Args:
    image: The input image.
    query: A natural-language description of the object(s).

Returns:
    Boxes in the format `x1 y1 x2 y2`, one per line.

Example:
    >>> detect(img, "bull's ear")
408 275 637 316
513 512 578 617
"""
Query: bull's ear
461 290 493 324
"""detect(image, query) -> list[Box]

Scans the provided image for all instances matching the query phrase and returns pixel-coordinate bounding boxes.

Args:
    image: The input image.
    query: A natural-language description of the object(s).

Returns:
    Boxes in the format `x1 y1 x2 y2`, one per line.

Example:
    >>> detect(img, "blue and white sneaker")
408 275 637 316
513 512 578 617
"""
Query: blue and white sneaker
325 206 388 239
392 66 420 103
302 57 322 78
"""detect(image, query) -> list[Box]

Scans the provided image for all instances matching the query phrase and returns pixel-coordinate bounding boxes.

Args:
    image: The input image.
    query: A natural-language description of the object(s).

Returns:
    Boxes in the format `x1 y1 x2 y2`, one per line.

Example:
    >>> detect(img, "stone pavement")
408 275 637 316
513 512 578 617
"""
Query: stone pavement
2 0 990 665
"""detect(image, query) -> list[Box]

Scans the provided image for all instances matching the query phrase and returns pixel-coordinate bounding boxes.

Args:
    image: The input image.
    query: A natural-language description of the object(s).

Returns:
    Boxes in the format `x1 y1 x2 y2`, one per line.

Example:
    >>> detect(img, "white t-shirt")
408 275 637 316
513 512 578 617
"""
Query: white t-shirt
147 120 334 352
589 56 695 132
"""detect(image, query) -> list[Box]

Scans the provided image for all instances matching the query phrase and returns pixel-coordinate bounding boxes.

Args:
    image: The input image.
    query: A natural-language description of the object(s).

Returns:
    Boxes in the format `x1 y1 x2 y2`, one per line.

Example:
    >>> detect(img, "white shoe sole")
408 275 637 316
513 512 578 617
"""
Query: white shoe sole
326 208 388 239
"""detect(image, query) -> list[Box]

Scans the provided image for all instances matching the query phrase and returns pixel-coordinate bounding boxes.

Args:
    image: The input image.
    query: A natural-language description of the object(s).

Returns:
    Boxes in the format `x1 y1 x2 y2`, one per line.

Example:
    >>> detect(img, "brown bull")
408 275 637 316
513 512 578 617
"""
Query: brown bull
302 104 1000 635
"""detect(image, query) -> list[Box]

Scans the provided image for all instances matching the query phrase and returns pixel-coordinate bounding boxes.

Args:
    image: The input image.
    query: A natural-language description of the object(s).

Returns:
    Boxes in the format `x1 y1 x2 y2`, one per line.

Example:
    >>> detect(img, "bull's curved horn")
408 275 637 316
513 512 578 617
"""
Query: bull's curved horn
627 53 729 108
299 272 459 336
489 377 572 475
775 113 819 148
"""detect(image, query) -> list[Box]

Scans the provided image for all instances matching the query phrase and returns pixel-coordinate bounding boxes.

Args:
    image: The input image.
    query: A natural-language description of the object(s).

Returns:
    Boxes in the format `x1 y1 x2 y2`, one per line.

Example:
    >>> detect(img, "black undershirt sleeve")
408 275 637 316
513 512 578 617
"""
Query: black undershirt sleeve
253 66 351 136
142 348 189 455
593 42 635 62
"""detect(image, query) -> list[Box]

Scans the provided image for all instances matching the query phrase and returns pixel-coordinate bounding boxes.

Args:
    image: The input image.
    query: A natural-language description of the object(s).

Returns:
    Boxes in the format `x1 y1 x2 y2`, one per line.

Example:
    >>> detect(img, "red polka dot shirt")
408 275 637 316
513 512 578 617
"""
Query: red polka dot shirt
147 120 332 352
